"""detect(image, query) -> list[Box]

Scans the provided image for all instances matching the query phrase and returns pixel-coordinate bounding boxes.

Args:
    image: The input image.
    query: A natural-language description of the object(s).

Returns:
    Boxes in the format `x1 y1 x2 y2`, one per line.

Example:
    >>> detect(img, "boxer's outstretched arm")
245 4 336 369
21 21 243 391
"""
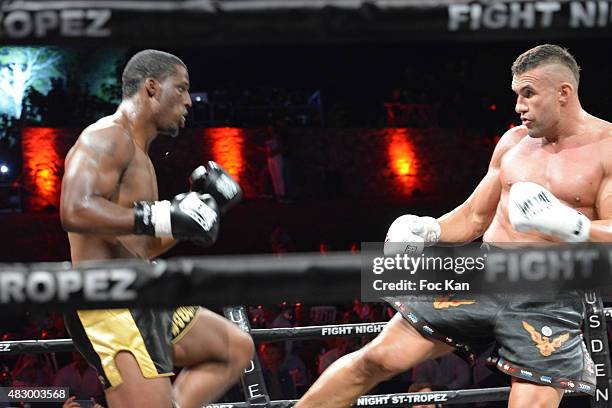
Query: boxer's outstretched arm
438 126 525 243
590 137 612 241
60 126 136 234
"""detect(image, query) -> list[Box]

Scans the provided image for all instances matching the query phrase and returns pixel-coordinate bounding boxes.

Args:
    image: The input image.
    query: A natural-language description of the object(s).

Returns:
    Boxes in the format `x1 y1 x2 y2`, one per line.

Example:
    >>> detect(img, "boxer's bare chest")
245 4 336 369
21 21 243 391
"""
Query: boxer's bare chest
116 149 159 205
106 148 158 258
499 138 602 210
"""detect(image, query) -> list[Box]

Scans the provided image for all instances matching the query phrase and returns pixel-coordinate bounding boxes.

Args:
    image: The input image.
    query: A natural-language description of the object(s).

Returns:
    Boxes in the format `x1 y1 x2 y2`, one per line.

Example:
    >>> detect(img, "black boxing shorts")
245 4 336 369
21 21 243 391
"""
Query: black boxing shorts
64 306 199 389
383 292 596 395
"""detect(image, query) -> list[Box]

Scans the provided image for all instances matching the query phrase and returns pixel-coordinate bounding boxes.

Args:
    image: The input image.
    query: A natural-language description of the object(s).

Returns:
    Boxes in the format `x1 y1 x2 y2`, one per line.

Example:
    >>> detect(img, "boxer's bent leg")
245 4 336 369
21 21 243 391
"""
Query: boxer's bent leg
508 378 563 408
106 352 174 408
172 308 254 408
296 313 455 408
64 309 177 408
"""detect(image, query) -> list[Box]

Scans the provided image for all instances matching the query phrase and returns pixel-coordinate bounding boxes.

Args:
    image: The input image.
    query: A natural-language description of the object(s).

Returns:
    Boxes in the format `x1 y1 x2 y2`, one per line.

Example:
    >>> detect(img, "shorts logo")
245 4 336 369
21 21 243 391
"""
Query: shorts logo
500 362 517 373
561 380 575 389
522 321 569 357
520 369 533 378
422 325 434 334
433 297 476 309
407 313 418 323
541 326 552 337
540 376 552 383
171 306 198 338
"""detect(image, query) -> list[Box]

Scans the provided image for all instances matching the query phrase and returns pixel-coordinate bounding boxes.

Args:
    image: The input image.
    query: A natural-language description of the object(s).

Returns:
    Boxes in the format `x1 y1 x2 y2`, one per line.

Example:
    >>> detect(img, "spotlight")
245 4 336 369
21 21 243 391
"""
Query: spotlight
191 92 208 104
0 165 8 174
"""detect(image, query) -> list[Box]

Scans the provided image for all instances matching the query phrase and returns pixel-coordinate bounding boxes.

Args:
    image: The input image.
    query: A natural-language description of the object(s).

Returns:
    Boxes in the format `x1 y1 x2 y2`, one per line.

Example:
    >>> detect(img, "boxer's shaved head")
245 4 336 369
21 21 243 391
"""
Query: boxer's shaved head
512 44 580 89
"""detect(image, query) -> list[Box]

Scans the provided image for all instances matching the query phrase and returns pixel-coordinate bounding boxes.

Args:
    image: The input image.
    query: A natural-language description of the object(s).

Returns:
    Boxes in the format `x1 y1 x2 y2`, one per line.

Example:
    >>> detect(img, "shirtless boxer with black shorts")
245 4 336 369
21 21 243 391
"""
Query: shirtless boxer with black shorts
297 44 612 408
60 50 254 408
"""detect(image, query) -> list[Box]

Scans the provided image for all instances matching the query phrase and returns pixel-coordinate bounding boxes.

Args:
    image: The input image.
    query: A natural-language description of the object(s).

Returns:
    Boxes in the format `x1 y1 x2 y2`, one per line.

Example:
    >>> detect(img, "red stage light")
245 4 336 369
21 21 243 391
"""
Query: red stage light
387 129 420 194
205 127 245 184
22 128 63 211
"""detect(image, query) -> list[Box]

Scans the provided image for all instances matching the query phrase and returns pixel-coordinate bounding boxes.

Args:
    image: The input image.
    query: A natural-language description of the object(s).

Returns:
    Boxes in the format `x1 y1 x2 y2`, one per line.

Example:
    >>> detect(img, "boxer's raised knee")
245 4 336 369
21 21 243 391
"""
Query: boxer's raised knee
230 327 255 369
356 316 450 381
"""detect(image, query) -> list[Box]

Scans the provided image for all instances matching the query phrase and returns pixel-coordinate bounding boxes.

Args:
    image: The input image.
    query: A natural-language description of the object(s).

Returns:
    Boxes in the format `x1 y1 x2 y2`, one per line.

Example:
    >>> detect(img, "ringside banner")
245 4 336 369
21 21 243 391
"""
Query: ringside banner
0 0 611 45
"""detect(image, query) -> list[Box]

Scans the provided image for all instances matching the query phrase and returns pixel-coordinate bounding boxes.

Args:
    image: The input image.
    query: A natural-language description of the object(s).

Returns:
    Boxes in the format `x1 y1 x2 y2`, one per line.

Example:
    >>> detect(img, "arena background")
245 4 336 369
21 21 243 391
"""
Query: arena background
0 1 610 407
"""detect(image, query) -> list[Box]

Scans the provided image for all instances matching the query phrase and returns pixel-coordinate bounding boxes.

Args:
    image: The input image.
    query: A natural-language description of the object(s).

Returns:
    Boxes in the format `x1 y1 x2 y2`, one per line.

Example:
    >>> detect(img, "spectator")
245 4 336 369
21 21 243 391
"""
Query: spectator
54 352 104 403
11 354 53 387
408 382 440 408
411 353 470 391
281 343 309 397
263 120 288 202
63 395 104 408
270 225 296 254
317 338 359 375
269 305 293 329
259 342 296 400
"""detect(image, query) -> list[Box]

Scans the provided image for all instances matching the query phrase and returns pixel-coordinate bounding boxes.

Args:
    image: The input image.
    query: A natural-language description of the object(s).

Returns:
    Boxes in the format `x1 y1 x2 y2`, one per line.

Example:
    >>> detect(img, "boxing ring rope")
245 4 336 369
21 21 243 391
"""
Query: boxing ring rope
0 245 610 312
0 250 610 407
0 252 362 312
0 323 389 354
0 323 596 407
4 316 612 354
203 387 584 408
204 387 588 408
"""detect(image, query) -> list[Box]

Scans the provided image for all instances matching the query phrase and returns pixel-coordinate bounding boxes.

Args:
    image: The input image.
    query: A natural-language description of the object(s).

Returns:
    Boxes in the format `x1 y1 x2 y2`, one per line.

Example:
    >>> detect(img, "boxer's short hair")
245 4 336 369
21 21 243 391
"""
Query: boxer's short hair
122 49 186 99
511 44 580 85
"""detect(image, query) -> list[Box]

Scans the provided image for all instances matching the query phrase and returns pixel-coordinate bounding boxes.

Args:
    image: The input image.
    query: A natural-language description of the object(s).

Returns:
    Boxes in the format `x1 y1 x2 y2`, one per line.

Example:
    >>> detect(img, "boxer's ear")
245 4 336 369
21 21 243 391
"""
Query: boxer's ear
558 82 573 106
144 78 158 98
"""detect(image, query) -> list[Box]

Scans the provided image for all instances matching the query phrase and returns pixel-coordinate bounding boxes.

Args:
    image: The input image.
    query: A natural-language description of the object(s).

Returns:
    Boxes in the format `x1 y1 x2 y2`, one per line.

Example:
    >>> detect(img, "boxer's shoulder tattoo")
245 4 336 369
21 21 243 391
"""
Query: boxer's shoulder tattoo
84 137 118 159
95 140 118 157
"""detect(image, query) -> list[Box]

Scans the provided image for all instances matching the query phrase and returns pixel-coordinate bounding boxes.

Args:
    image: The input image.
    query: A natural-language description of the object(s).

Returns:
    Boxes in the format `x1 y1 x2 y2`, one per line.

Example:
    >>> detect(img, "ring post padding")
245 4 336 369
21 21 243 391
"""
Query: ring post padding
583 291 612 408
224 306 271 406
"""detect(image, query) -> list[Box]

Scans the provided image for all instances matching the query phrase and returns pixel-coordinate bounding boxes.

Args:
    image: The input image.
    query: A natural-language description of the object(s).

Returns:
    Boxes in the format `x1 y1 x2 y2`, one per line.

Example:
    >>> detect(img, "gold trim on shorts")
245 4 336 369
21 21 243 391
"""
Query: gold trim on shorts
171 306 200 344
77 309 174 388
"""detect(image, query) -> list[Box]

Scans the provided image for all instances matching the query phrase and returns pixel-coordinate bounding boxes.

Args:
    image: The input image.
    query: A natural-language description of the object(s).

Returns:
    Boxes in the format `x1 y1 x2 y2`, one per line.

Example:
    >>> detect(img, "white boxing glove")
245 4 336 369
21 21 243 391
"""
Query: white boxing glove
384 214 441 256
508 182 590 242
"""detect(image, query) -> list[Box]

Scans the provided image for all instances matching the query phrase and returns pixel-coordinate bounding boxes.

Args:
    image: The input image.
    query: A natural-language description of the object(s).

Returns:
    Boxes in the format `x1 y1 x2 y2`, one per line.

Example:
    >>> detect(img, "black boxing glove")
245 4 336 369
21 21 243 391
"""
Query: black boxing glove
133 192 219 246
189 161 243 213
